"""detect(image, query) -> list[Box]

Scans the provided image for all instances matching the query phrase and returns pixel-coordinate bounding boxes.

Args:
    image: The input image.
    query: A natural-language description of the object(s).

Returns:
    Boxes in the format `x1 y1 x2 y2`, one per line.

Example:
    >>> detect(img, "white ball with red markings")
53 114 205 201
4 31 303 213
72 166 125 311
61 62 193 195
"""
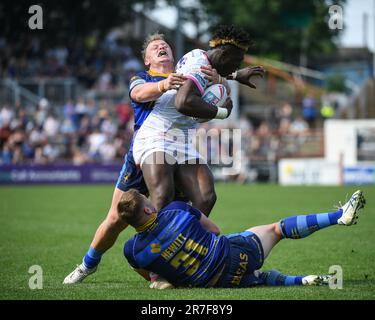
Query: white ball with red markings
194 84 228 123
202 84 228 108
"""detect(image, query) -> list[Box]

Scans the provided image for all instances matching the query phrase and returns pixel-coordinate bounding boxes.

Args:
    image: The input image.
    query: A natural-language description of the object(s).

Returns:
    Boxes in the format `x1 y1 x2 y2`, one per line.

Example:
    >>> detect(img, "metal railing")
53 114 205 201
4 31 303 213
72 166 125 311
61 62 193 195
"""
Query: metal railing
0 77 79 107
0 78 41 107
16 77 79 105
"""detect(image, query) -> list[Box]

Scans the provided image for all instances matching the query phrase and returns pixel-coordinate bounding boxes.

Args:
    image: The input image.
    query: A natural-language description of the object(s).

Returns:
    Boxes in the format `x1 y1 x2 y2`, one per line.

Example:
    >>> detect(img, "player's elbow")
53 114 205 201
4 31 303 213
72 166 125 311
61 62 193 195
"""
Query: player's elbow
131 91 146 103
212 225 220 236
130 88 150 103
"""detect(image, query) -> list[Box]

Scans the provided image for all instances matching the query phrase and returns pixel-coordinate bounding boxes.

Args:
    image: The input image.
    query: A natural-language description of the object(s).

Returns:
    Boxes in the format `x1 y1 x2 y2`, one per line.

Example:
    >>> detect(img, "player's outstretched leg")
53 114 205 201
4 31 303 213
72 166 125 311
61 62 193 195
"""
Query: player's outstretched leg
337 190 366 225
257 270 332 286
63 188 128 284
279 190 365 239
248 190 366 259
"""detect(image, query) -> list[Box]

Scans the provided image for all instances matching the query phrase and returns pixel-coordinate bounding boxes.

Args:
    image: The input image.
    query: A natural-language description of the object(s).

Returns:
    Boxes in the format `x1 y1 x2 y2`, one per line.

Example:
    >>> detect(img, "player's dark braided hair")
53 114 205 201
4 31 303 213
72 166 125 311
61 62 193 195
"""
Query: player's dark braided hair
209 25 253 52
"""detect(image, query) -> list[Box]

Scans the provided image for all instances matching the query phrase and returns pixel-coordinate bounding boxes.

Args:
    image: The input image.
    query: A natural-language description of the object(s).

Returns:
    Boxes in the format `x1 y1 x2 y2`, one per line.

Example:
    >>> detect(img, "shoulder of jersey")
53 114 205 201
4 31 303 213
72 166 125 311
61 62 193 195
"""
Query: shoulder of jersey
130 71 149 82
177 49 209 68
191 49 209 65
190 48 206 56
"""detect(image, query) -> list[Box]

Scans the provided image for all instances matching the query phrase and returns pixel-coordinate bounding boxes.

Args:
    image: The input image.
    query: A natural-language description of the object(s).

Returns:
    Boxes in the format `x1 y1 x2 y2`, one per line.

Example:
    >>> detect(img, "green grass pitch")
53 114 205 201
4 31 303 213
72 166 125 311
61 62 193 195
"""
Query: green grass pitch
0 184 374 300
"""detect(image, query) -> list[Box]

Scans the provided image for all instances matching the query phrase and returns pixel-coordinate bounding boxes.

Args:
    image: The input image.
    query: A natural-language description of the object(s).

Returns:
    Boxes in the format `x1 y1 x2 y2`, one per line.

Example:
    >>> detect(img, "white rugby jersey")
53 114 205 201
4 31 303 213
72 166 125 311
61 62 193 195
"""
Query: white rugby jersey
136 49 211 137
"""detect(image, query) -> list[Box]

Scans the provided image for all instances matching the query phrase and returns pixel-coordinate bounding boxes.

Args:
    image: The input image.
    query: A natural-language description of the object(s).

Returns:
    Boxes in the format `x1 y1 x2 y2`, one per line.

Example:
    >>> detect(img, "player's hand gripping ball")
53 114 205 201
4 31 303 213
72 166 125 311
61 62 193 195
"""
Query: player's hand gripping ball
195 83 228 123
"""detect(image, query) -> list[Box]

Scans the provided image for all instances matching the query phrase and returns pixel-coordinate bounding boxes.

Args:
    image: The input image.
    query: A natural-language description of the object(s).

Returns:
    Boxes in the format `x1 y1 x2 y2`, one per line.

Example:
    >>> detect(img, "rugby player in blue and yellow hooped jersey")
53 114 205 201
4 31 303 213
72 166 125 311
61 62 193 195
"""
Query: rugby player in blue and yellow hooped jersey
120 189 365 289
63 33 220 284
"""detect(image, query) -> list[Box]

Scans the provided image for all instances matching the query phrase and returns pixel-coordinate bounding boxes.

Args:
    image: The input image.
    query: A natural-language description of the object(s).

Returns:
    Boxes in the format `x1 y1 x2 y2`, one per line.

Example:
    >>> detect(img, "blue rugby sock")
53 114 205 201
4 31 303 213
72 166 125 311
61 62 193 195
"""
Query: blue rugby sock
279 209 343 239
260 270 304 286
83 246 103 269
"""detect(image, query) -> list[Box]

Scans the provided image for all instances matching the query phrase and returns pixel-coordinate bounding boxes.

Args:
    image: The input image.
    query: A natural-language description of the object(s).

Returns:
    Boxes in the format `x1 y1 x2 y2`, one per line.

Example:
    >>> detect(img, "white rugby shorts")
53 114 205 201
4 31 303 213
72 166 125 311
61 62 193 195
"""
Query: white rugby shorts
133 129 205 166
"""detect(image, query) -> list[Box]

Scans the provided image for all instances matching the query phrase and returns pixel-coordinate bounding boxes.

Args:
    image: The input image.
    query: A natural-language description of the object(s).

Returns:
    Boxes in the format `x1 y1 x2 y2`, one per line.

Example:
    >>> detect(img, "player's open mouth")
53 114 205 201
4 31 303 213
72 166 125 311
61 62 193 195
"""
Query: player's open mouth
158 50 168 57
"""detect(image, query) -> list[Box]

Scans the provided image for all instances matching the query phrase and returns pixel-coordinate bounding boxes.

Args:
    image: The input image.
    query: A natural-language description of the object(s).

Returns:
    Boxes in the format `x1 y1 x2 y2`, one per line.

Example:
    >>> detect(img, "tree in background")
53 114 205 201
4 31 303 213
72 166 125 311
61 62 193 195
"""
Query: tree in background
0 0 155 43
0 0 347 67
199 0 346 66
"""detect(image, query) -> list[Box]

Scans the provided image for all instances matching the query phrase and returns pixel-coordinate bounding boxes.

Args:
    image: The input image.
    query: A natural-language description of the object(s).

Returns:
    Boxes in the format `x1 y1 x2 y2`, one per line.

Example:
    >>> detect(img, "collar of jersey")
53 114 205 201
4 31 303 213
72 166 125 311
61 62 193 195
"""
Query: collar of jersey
136 213 158 232
147 70 170 77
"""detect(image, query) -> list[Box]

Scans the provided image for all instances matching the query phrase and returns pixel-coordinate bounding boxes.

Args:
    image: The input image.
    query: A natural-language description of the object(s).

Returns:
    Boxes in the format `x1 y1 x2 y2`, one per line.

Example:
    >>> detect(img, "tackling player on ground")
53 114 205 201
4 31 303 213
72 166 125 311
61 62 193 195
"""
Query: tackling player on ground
120 190 366 288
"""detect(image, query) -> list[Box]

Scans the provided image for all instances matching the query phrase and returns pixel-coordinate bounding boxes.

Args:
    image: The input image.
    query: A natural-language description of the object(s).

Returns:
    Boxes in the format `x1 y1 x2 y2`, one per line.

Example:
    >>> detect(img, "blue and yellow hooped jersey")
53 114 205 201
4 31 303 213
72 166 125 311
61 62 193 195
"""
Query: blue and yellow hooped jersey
124 201 230 288
129 70 169 132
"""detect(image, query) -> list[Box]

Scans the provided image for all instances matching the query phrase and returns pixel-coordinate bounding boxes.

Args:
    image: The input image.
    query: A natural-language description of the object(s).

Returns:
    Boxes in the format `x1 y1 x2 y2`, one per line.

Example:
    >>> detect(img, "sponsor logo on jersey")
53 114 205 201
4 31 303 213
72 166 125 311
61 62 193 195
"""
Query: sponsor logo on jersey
195 73 207 89
177 56 187 67
130 75 142 82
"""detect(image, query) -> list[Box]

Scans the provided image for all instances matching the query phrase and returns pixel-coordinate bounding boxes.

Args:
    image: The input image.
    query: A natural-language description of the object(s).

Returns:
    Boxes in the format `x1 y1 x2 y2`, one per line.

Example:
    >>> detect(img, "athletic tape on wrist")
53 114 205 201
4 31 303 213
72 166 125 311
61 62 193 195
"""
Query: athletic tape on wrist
157 81 163 93
215 107 228 119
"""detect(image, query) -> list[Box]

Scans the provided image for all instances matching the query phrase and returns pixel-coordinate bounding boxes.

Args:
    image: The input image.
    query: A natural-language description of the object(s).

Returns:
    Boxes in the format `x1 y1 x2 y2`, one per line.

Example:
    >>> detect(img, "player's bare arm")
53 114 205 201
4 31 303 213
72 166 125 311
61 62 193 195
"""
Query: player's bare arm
130 66 219 103
175 79 233 119
130 73 186 103
227 65 265 89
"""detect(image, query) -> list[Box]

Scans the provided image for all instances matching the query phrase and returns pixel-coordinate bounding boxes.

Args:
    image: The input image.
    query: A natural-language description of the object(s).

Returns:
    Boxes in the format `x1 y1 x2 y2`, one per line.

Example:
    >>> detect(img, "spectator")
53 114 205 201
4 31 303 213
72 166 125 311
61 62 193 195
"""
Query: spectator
54 45 69 70
279 103 293 123
123 56 142 72
116 99 132 128
35 98 49 128
302 95 317 128
278 118 291 135
86 98 98 119
88 128 106 160
43 143 60 162
0 105 14 127
1 142 12 164
29 127 47 149
63 99 75 122
33 146 47 164
97 67 113 92
290 116 309 135
72 145 90 165
77 114 91 147
43 113 60 138
99 139 117 163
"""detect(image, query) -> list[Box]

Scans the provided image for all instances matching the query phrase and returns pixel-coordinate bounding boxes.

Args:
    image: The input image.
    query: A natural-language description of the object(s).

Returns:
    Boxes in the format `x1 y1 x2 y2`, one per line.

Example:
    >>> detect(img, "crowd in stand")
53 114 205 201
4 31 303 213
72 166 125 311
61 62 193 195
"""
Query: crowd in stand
199 102 317 164
0 31 143 91
0 31 147 165
0 97 134 165
0 95 321 166
1 31 325 166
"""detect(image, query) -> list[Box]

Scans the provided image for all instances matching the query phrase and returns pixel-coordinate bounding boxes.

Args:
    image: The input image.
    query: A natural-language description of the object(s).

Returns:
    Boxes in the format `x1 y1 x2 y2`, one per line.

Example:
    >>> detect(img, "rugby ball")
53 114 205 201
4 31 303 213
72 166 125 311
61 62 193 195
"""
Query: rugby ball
194 84 227 123
202 84 227 108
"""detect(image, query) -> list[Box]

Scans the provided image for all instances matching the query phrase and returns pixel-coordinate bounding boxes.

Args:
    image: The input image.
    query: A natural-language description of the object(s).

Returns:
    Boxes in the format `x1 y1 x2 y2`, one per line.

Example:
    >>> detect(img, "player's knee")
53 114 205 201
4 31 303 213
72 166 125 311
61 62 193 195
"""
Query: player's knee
206 190 217 208
201 189 217 208
194 189 216 216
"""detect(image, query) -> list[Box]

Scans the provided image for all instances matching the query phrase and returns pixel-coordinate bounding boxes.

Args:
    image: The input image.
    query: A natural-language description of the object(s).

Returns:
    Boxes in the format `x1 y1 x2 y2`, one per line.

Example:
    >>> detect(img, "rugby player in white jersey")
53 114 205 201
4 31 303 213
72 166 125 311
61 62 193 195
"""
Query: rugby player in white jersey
133 25 264 216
